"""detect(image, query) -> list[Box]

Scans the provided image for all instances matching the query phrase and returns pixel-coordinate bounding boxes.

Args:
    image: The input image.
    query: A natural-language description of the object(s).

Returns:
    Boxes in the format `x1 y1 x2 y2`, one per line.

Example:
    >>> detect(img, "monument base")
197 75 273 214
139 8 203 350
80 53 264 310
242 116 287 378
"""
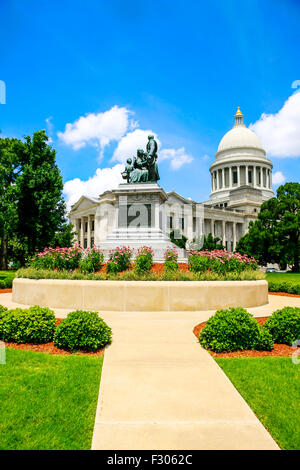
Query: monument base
96 183 188 262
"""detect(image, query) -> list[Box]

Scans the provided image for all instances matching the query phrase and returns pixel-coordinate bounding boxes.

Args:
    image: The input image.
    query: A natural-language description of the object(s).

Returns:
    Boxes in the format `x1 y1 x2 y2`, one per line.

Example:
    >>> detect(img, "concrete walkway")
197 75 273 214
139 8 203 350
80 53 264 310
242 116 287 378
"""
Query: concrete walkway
1 292 299 449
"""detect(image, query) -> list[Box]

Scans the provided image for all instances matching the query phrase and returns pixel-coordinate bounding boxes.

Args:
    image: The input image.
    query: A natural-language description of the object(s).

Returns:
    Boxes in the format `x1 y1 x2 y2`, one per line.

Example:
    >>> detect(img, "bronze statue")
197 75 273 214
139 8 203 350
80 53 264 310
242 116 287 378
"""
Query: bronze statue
121 135 160 184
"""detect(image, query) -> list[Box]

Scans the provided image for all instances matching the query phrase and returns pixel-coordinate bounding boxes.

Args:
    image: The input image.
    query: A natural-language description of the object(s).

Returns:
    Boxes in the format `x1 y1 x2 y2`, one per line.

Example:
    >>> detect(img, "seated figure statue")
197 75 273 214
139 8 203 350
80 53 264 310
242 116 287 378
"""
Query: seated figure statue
121 136 160 184
129 149 149 183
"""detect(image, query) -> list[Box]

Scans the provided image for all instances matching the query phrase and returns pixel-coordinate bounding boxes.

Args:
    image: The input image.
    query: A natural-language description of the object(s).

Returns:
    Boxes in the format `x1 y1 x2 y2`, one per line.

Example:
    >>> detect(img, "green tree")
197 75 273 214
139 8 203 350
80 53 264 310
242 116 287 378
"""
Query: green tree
0 138 24 269
236 183 300 272
0 131 70 267
50 222 75 248
201 233 224 250
169 229 188 249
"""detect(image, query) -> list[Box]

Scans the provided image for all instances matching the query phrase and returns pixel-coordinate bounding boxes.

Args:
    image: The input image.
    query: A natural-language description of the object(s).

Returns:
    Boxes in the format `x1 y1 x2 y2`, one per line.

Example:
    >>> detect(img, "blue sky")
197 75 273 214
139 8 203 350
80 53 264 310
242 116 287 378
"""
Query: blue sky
1 0 300 208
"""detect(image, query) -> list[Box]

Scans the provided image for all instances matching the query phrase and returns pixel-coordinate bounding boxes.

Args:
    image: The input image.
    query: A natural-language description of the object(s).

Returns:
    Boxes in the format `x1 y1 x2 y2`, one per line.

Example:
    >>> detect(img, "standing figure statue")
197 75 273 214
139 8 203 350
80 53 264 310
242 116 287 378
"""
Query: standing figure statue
146 135 160 182
121 134 160 184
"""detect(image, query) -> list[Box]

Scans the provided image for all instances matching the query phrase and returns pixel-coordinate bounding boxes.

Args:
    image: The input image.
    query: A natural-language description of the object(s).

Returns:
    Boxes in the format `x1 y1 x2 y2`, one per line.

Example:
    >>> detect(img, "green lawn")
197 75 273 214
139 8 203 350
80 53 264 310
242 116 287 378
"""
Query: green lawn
0 348 103 450
216 357 300 450
266 272 300 294
266 272 300 283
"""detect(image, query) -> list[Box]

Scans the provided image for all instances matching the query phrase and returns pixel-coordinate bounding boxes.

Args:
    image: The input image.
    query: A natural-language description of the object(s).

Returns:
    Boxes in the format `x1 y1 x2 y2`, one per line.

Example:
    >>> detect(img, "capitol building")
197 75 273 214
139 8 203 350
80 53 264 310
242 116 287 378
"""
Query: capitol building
69 108 274 260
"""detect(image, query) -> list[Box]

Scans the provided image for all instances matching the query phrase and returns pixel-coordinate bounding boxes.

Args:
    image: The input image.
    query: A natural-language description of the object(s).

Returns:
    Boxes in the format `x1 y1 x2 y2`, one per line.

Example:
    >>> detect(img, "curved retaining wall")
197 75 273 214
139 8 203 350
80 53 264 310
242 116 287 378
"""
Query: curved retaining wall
12 278 268 311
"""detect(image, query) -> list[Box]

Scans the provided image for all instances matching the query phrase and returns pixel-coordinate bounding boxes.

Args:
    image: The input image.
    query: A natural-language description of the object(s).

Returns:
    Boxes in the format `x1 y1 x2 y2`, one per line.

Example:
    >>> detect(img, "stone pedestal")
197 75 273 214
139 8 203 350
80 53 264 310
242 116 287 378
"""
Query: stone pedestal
97 183 187 262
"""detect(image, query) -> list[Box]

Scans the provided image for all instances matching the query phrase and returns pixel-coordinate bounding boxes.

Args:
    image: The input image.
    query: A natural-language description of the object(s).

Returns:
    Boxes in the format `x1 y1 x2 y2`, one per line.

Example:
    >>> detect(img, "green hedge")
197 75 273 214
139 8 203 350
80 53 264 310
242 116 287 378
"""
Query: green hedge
16 267 265 282
54 310 112 352
263 307 300 345
0 271 15 289
268 280 300 295
199 307 274 353
0 306 56 343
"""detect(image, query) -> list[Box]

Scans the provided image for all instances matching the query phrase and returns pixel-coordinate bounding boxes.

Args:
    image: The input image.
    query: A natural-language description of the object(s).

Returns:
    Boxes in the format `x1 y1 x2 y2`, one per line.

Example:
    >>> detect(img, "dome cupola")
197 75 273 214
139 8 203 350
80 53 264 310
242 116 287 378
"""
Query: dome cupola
209 107 274 205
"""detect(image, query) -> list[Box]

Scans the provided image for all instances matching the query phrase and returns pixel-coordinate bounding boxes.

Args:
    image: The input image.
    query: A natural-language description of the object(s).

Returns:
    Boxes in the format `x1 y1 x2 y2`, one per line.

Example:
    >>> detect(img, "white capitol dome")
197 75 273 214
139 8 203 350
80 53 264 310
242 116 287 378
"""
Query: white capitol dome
217 123 264 154
209 107 273 203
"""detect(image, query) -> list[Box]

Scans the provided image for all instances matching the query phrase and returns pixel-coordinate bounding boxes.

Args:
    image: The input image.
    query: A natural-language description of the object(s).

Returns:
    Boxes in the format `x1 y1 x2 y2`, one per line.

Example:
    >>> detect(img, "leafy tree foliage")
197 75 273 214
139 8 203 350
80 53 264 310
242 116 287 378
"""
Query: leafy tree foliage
236 183 300 272
201 233 224 250
0 131 71 268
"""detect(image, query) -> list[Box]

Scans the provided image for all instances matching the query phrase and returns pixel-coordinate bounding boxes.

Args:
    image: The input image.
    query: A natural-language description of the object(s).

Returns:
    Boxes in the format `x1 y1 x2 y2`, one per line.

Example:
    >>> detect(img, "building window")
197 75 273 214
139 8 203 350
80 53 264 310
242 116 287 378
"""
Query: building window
248 170 252 183
91 237 94 247
179 217 184 230
225 241 228 250
231 241 234 251
233 170 238 184
84 238 87 249
92 220 95 232
258 170 261 185
167 216 173 229
85 222 88 233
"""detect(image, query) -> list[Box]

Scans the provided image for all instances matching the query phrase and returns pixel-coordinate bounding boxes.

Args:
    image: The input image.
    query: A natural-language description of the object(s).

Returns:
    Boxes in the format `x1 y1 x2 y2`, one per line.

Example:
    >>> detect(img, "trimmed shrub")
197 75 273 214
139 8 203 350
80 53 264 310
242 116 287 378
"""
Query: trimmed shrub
0 306 56 343
54 310 112 352
268 281 300 295
106 246 133 273
79 248 104 274
134 246 153 274
199 307 273 353
30 245 83 271
164 246 179 272
189 250 258 274
263 307 300 345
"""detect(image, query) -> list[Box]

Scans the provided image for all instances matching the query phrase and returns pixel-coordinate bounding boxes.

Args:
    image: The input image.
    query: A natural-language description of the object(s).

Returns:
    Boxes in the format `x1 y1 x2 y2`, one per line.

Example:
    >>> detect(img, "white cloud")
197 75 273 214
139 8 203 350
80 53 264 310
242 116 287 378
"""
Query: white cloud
63 164 123 210
111 129 160 163
160 147 193 170
58 106 132 158
250 92 300 157
272 171 286 186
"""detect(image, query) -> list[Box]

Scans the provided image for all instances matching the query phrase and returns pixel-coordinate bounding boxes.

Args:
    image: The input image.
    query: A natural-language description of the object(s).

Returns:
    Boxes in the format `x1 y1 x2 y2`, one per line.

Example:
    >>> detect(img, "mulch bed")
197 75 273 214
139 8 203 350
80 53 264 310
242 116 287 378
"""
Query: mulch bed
0 289 12 294
3 318 105 356
268 291 300 298
193 317 300 358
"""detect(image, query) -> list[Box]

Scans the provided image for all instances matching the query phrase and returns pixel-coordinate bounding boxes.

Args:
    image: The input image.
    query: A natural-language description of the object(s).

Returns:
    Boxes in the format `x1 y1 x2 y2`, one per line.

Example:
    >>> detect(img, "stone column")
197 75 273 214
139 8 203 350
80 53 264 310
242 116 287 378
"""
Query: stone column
253 166 257 186
233 222 237 251
210 219 214 236
229 166 232 188
237 166 241 187
222 168 225 189
185 206 193 241
245 165 249 185
259 167 262 186
222 220 226 247
269 169 272 188
80 217 84 247
87 214 91 248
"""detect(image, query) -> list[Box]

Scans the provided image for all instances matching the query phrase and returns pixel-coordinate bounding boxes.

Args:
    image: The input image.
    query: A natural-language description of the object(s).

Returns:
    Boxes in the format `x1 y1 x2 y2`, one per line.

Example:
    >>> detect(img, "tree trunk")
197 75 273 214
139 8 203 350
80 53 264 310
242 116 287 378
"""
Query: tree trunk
0 235 8 270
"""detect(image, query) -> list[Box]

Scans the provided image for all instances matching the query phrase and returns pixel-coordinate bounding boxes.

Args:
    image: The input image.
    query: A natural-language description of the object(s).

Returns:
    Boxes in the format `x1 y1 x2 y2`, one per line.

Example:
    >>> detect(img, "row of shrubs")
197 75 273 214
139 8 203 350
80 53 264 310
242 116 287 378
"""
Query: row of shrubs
16 267 264 282
199 306 300 353
0 270 15 289
268 280 300 295
0 305 112 352
0 278 13 289
30 245 103 274
29 244 258 276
